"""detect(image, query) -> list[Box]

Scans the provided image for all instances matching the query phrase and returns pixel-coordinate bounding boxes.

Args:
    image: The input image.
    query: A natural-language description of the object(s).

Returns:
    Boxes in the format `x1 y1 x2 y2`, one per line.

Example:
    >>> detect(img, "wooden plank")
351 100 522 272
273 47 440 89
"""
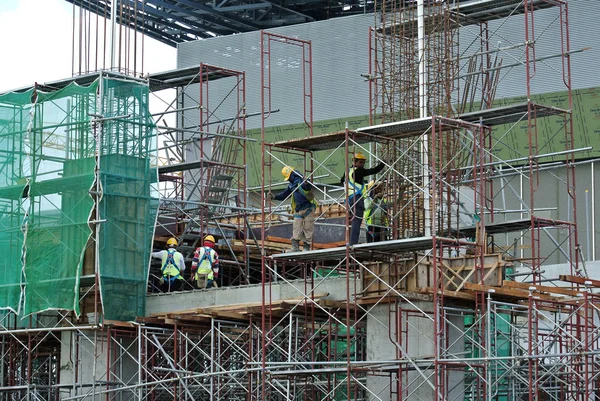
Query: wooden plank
266 235 346 249
464 283 561 300
559 275 600 288
444 262 468 290
148 294 328 318
138 317 172 325
482 261 500 286
102 320 136 328
503 280 582 297
357 292 434 305
209 311 250 321
422 287 477 301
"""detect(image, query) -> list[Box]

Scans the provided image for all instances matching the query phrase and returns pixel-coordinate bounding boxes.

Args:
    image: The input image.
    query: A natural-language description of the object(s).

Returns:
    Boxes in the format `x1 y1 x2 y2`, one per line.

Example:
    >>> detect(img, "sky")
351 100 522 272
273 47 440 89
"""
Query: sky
0 0 177 93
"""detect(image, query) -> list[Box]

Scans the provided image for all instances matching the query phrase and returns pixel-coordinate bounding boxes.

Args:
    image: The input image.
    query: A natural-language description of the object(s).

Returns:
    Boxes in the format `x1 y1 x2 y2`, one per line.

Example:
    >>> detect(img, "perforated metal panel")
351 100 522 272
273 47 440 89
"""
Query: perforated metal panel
177 15 373 130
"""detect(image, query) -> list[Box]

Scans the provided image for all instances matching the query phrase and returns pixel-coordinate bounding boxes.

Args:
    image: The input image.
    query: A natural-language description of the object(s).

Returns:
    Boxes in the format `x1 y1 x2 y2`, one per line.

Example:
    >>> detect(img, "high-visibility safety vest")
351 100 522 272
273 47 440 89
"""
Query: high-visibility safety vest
194 246 217 280
291 183 318 218
161 249 184 281
347 167 365 198
365 197 389 227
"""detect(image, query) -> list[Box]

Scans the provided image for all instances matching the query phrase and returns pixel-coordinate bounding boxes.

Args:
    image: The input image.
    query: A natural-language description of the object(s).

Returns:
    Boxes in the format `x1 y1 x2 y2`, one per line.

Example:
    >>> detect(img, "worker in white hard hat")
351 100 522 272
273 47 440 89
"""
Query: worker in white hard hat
340 152 386 245
190 235 220 289
151 237 186 292
269 166 318 252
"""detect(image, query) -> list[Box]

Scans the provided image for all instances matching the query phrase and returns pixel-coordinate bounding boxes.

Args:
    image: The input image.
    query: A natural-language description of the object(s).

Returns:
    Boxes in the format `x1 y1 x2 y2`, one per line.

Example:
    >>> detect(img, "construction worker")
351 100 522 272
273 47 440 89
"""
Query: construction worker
340 152 386 245
190 235 220 289
151 237 186 292
269 166 318 252
364 181 389 243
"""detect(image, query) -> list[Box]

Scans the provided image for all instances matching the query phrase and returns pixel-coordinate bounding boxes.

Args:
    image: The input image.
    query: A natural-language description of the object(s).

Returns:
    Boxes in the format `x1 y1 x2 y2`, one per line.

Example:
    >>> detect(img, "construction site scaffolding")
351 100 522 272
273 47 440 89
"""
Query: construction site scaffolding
150 63 252 289
0 1 595 401
254 1 591 401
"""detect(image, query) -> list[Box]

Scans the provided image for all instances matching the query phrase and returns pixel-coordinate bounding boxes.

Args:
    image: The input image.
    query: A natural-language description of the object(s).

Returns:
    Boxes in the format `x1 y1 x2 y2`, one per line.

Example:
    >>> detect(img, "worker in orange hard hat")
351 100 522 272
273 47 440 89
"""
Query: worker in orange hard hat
190 235 220 289
269 165 318 252
340 152 386 245
151 237 186 292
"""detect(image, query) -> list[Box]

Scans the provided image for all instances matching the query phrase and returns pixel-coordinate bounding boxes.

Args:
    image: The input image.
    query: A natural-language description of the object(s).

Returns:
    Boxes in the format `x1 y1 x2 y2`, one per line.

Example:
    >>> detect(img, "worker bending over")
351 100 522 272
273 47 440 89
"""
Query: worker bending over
269 166 318 252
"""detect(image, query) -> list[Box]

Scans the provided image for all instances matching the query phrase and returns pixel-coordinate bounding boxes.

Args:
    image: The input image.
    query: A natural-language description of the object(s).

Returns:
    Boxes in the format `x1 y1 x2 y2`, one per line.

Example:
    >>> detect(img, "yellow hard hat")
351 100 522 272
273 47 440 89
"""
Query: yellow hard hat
204 235 216 243
281 166 294 180
366 180 375 191
354 152 367 160
166 237 177 247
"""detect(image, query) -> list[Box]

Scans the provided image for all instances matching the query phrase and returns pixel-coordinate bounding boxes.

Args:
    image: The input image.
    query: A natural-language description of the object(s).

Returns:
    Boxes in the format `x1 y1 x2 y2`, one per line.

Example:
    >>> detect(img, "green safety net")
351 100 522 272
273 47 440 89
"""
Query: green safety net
0 90 32 313
23 82 98 317
97 77 157 322
0 74 158 321
464 311 512 401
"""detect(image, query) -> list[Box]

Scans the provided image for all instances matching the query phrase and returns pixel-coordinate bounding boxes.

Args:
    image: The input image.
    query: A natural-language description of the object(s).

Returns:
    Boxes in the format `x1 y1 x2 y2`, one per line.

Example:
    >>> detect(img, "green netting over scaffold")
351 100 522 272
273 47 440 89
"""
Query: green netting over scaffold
0 73 158 322
0 90 32 314
24 83 98 317
97 77 158 322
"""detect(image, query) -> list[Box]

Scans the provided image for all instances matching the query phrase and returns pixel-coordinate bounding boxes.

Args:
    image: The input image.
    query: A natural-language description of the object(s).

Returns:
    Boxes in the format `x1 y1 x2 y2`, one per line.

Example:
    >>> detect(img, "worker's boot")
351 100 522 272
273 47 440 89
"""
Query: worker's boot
303 242 311 252
290 239 301 252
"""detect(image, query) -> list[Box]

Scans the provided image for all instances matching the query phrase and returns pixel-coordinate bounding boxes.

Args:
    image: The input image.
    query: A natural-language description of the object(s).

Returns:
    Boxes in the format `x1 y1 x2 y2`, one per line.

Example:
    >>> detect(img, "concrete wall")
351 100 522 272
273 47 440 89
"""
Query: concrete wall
366 302 464 401
146 276 357 315
59 330 109 400
59 331 143 401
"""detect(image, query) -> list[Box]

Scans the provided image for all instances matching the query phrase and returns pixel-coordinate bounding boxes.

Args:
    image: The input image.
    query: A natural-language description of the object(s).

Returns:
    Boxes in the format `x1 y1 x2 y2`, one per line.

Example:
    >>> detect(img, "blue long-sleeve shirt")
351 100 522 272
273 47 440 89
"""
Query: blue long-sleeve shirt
274 170 313 212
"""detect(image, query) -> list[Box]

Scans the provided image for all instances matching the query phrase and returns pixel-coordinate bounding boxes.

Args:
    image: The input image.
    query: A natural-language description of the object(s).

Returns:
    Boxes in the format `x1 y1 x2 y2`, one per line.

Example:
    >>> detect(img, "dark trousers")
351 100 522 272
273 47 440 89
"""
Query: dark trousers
367 225 386 243
162 277 183 292
349 195 364 246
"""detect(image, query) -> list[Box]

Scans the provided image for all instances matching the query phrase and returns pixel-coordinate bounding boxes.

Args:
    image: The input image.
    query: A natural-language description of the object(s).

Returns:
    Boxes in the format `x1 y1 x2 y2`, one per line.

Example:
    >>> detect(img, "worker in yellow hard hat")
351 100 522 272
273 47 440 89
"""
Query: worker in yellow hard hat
269 165 318 252
151 237 186 292
190 235 220 289
340 152 386 245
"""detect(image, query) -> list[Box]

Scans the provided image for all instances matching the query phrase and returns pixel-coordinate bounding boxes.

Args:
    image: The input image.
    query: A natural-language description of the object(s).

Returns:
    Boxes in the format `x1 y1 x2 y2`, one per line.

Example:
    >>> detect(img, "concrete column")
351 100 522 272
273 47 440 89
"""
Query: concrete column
366 301 464 401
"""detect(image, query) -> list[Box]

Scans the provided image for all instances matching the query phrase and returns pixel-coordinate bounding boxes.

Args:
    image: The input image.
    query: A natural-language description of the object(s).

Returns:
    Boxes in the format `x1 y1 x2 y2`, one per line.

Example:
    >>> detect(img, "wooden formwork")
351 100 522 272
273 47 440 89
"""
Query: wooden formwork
362 253 512 297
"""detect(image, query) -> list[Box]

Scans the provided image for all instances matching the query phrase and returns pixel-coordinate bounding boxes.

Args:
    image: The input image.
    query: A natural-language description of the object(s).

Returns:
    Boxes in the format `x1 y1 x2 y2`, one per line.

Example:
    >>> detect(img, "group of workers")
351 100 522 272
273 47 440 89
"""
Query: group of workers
151 235 220 293
153 151 389 292
270 151 390 250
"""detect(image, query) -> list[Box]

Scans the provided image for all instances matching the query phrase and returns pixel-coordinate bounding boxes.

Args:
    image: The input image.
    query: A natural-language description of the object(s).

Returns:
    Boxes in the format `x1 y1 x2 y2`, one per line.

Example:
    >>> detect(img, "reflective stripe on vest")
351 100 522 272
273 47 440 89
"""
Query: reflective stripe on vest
195 247 214 280
365 199 388 226
291 183 318 218
161 249 183 281
347 167 364 198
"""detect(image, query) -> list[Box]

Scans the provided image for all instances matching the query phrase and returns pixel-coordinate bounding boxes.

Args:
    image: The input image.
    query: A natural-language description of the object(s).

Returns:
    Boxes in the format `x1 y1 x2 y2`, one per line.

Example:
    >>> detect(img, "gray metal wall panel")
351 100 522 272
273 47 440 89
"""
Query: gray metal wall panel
177 15 373 130
177 3 598 129
457 1 599 103
490 161 599 266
